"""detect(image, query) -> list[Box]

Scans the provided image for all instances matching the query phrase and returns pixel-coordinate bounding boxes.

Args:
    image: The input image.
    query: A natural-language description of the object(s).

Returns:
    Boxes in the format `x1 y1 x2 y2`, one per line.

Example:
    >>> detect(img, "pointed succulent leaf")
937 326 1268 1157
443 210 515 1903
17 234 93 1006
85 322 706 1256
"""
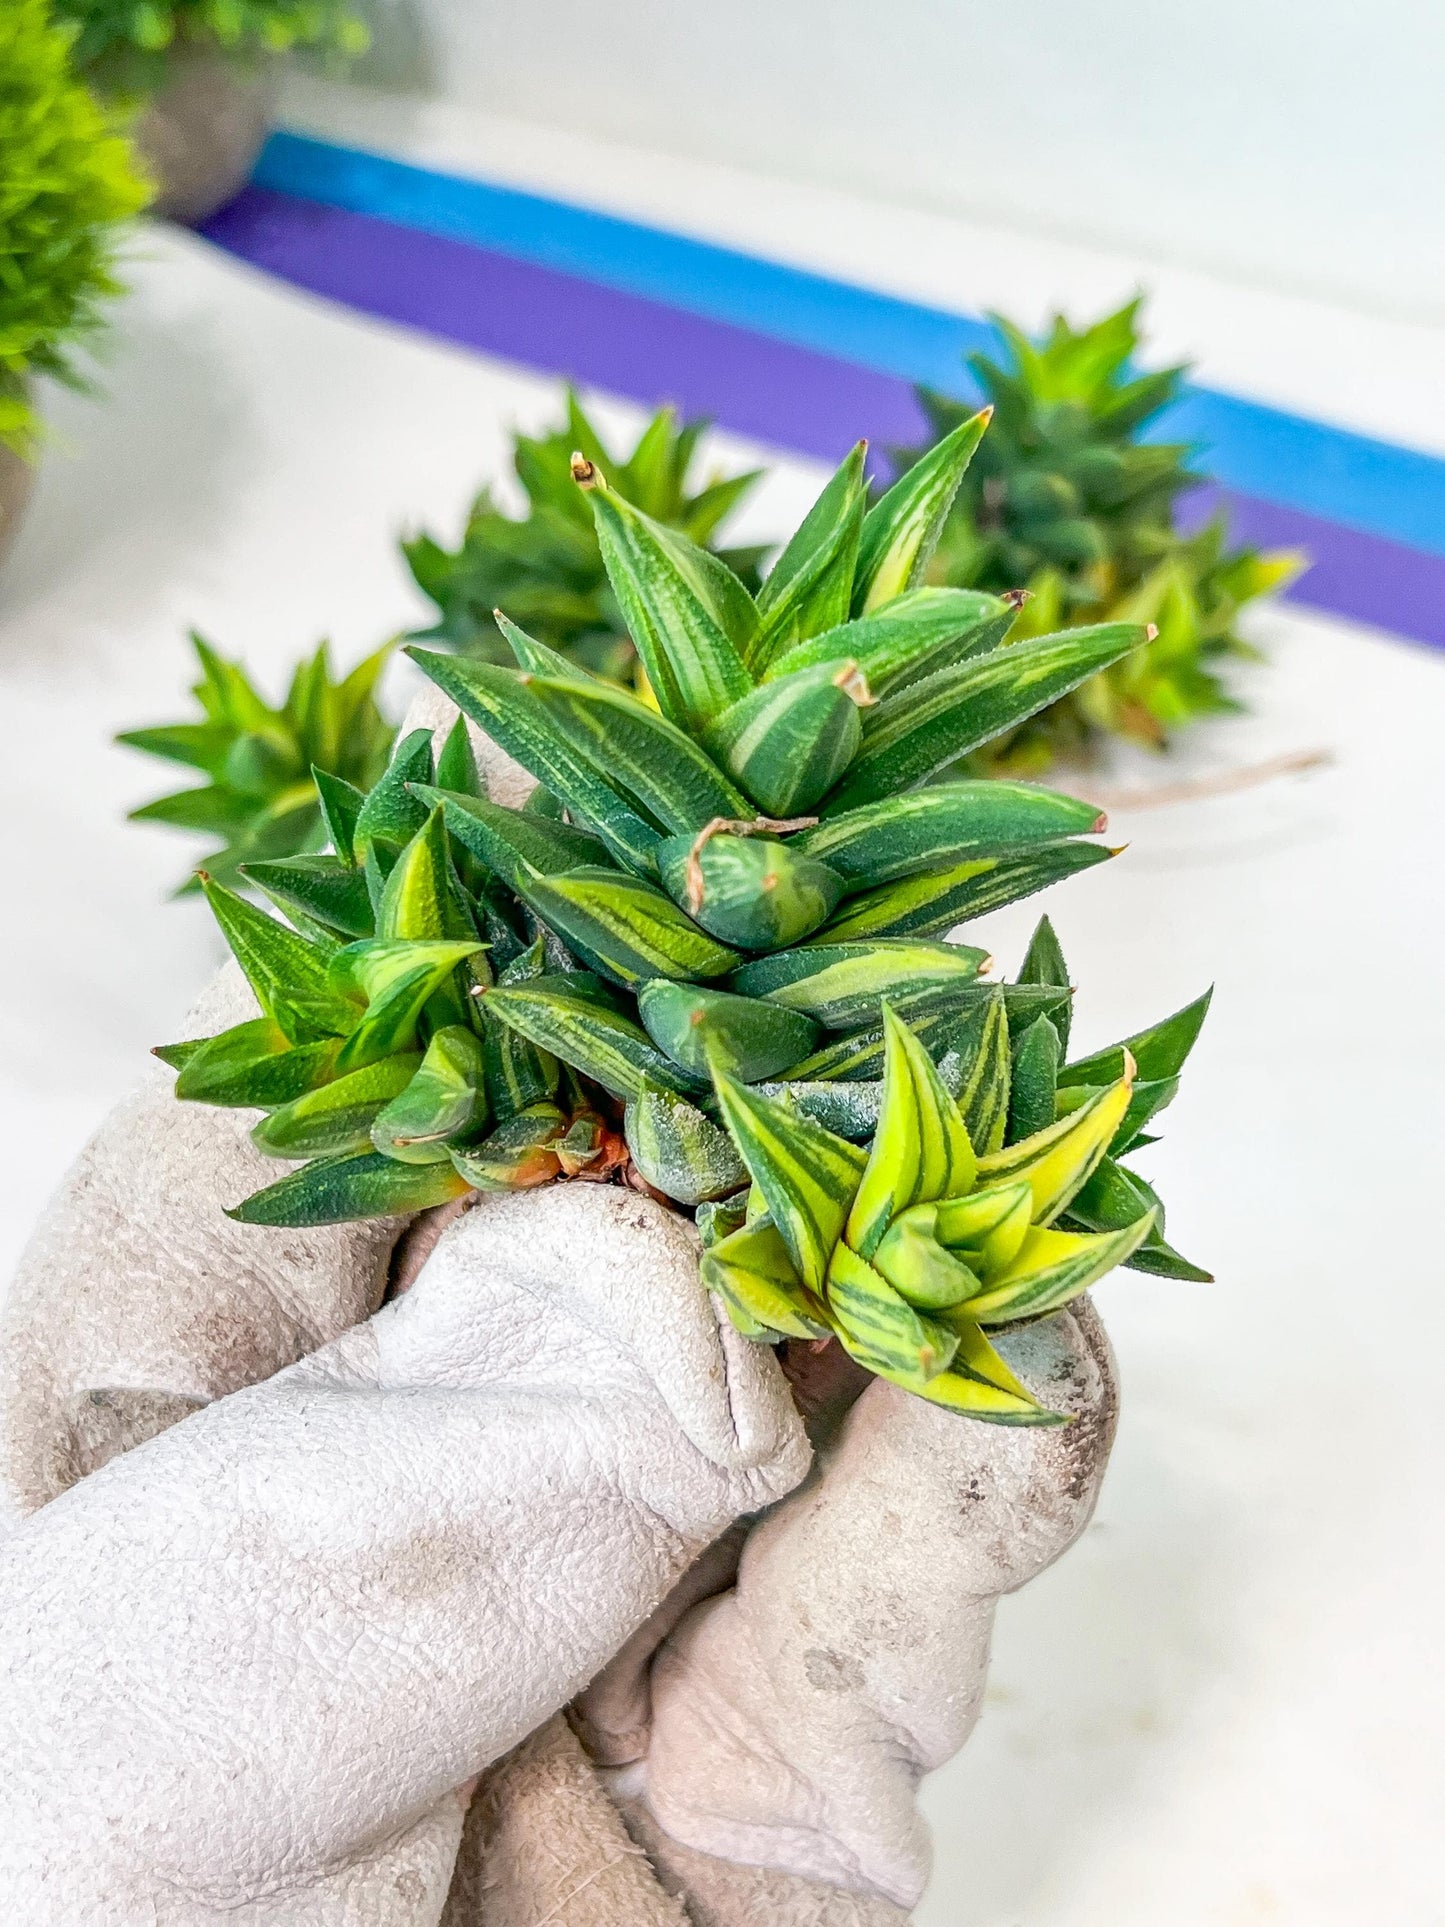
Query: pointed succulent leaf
378 809 477 944
435 712 482 797
1059 987 1213 1087
966 1212 1157 1325
825 624 1146 812
710 1071 867 1292
826 1242 958 1383
1065 1157 1213 1282
977 1063 1134 1225
517 865 742 985
766 586 1012 694
171 1018 342 1109
449 1101 569 1190
748 443 867 670
636 980 819 1082
701 1215 834 1341
251 1054 422 1161
624 1082 749 1205
407 649 662 875
520 671 751 831
784 981 1066 1084
352 729 434 860
853 409 991 614
871 1203 982 1309
938 990 1011 1154
229 1152 472 1226
484 977 700 1101
245 855 374 941
815 841 1115 942
703 661 869 816
200 877 355 1044
582 473 755 728
935 1180 1033 1276
1008 1015 1061 1143
656 833 843 952
1106 1074 1181 1156
730 938 989 1030
1018 914 1072 1051
329 940 485 1073
794 783 1104 890
370 1026 487 1164
417 785 607 891
846 1005 977 1260
313 768 366 865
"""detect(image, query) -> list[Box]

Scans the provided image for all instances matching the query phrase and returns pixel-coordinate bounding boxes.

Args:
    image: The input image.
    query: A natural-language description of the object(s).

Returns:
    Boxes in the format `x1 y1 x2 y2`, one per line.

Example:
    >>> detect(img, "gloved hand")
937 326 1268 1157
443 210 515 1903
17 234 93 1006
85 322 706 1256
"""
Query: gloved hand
0 687 1118 1925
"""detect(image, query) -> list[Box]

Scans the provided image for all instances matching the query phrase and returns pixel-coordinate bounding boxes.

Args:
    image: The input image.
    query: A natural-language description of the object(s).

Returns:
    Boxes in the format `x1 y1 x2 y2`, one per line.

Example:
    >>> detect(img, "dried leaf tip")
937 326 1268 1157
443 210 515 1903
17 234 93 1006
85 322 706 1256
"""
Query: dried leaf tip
1145 623 1159 642
570 452 601 488
832 661 876 706
1002 587 1032 610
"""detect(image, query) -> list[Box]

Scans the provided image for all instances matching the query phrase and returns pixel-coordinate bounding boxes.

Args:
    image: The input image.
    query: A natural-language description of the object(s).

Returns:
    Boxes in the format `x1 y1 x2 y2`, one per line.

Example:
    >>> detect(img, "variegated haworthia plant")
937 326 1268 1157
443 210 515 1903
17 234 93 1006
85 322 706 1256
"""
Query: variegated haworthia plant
164 411 1210 1421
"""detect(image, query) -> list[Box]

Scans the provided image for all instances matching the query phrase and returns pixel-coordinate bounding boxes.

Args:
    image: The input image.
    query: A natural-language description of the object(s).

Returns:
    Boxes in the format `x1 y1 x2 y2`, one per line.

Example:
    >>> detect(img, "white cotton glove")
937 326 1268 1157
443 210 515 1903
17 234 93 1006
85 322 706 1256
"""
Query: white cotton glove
0 1182 810 1924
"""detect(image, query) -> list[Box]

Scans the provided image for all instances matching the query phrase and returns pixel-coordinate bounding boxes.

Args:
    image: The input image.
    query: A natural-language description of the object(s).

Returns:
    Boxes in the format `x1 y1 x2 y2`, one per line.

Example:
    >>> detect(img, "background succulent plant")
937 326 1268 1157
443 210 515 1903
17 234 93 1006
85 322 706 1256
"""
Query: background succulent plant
0 0 151 458
894 299 1301 773
403 388 769 680
119 633 395 891
53 0 368 92
166 413 1209 1420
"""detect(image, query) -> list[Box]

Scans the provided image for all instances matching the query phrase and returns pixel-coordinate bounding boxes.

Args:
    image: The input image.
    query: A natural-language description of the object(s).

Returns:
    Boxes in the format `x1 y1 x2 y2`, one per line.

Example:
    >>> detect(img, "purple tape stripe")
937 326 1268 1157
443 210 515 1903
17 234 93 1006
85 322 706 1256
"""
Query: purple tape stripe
201 187 1445 651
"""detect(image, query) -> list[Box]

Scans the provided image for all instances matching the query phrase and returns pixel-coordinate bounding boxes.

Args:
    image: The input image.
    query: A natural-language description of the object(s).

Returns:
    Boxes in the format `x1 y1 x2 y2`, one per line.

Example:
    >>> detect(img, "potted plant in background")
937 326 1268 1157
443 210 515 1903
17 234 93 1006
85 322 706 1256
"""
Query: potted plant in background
53 0 368 223
893 298 1303 774
1 0 150 566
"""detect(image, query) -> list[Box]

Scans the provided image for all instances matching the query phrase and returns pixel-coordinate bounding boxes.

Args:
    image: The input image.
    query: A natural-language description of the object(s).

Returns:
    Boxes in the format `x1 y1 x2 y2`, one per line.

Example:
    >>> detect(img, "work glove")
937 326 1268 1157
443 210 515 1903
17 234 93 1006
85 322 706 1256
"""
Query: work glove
0 688 1117 1924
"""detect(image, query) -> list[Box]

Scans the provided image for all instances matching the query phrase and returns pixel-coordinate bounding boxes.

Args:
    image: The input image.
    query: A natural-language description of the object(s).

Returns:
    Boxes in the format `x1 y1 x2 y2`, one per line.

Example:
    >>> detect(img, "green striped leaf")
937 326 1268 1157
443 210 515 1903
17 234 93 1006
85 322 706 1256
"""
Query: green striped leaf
313 769 366 866
352 729 434 860
378 808 478 945
852 409 991 614
729 938 989 1029
1018 914 1072 1053
814 841 1115 941
171 1018 341 1109
845 1005 977 1260
200 877 356 1044
370 1026 487 1164
636 979 818 1081
977 1069 1134 1225
245 855 374 941
449 1101 569 1191
1065 1157 1212 1282
748 443 867 671
825 1242 957 1382
1059 987 1213 1087
656 833 843 951
435 711 481 797
251 1053 421 1160
584 478 755 729
750 1079 882 1141
966 1213 1156 1325
517 865 742 984
937 990 1011 1155
710 1071 868 1291
484 976 699 1101
228 1151 472 1226
329 940 485 1074
624 1082 749 1205
416 785 607 891
824 624 1146 812
703 660 867 816
935 1180 1033 1276
782 981 1066 1083
406 649 662 875
915 1317 1059 1424
765 586 1011 694
520 672 751 832
1007 1015 1061 1144
701 1215 834 1341
791 782 1104 888
871 1203 981 1308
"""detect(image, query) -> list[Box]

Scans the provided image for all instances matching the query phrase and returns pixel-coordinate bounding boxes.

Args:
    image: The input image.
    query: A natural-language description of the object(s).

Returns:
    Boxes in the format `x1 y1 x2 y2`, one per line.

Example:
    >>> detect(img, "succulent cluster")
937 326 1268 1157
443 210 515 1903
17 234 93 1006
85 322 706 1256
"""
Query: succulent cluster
166 414 1209 1420
54 0 368 90
120 633 395 890
0 0 151 457
403 389 767 681
896 300 1300 771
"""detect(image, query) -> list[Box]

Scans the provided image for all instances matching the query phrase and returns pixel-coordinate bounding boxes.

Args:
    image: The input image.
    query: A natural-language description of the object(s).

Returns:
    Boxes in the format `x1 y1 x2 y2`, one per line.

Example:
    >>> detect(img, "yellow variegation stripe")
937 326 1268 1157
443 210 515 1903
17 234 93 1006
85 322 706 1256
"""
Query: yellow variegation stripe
826 1242 958 1382
976 1061 1134 1225
701 1216 834 1341
711 1072 867 1291
871 1203 981 1309
518 866 742 984
845 1005 977 1261
934 1180 1032 1277
967 1213 1156 1325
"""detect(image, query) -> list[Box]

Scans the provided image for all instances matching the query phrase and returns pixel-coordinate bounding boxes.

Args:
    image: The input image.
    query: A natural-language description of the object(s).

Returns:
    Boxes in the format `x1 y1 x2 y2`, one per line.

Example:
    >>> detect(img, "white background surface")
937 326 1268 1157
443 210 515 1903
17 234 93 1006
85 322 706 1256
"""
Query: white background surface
3 106 1445 1925
352 0 1445 326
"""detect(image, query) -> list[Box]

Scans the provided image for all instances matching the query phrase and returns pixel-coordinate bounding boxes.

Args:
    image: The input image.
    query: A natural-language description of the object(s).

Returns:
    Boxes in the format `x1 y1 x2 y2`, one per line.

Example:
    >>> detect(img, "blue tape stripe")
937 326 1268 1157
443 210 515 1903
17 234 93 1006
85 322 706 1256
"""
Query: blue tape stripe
255 132 1445 561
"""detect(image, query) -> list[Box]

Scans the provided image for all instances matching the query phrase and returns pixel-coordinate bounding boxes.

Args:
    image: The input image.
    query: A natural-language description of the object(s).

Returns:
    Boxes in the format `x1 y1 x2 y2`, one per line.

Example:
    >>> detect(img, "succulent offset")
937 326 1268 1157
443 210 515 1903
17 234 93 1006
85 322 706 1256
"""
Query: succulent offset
895 299 1300 770
119 633 396 891
165 412 1210 1421
403 389 768 679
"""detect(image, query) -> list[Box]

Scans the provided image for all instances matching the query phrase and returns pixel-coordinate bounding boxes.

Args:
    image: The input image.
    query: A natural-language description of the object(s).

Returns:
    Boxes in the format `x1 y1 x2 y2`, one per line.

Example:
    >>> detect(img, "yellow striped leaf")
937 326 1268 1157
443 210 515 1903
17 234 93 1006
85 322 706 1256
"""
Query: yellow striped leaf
845 1005 977 1261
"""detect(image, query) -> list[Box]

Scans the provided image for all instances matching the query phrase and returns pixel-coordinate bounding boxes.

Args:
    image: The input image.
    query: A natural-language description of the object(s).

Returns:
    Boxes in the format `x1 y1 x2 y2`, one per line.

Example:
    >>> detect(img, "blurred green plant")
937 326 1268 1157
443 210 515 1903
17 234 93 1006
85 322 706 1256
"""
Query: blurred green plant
403 389 770 681
119 634 395 891
0 0 152 457
54 0 369 91
894 299 1302 773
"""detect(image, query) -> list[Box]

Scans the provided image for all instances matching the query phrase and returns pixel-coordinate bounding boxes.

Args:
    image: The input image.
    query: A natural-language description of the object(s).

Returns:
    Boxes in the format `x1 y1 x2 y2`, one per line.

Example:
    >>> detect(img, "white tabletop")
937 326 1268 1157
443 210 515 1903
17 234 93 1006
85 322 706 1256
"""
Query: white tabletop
2 114 1442 1924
